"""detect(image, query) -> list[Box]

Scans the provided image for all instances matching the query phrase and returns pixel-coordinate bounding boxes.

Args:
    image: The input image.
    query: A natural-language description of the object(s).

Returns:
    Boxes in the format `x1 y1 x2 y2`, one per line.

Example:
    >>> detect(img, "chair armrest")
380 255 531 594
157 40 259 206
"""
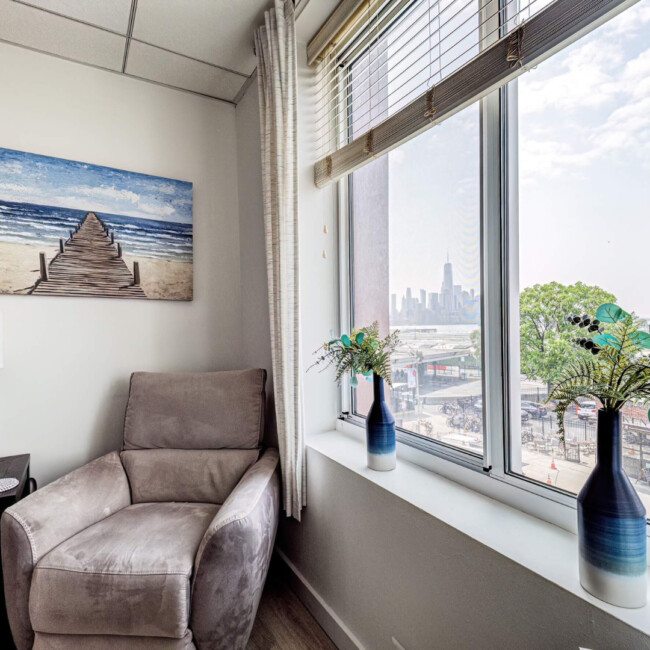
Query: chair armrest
1 451 130 650
190 448 280 650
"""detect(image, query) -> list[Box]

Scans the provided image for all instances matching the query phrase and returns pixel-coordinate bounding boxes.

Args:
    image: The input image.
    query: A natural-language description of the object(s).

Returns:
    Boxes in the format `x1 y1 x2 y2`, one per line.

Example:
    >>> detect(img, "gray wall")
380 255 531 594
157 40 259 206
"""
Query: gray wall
0 43 243 484
5 16 647 650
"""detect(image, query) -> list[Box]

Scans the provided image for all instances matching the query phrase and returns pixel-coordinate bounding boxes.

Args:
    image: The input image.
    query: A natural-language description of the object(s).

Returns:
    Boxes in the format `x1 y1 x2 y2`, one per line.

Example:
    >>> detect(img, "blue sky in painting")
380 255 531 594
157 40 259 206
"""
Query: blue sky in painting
0 148 193 224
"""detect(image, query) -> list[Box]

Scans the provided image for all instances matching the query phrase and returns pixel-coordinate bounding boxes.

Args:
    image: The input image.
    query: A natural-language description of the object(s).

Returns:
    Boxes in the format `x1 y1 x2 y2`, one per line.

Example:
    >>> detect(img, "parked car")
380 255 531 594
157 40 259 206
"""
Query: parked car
521 401 547 419
473 399 528 422
576 400 598 421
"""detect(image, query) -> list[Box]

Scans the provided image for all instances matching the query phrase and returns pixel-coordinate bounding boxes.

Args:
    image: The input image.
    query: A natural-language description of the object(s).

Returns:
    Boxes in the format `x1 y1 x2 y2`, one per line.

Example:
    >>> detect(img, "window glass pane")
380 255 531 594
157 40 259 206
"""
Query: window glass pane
351 102 483 456
510 1 650 506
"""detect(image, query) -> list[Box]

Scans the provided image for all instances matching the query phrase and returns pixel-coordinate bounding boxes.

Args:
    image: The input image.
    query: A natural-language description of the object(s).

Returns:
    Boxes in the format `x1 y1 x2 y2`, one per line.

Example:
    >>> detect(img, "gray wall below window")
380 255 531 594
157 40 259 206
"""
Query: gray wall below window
278 447 650 650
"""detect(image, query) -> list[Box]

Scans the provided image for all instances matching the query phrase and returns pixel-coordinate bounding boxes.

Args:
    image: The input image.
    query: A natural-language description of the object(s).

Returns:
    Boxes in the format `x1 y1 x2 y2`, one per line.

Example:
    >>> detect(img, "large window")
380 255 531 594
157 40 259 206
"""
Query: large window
509 2 650 507
344 0 650 507
351 105 483 457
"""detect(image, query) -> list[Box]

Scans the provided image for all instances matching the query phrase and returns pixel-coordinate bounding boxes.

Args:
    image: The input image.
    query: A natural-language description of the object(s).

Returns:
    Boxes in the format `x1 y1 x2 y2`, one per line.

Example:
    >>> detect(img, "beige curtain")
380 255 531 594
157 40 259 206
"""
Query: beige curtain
255 0 305 520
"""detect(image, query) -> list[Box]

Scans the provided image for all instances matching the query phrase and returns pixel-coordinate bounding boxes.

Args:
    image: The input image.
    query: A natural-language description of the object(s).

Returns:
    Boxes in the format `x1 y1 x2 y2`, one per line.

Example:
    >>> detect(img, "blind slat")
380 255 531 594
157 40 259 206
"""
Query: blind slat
308 0 386 66
314 0 518 148
313 0 638 188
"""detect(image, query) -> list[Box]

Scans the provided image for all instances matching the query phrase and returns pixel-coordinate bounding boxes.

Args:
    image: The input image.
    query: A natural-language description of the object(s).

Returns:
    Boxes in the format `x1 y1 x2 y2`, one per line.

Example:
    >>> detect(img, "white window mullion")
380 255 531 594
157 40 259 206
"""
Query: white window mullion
481 88 504 473
480 0 504 473
338 177 352 415
503 79 522 476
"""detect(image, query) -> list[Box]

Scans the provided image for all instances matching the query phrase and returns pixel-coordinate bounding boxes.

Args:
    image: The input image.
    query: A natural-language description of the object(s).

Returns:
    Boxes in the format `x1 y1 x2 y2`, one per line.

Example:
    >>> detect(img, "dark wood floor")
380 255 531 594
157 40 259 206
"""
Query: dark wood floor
248 567 337 650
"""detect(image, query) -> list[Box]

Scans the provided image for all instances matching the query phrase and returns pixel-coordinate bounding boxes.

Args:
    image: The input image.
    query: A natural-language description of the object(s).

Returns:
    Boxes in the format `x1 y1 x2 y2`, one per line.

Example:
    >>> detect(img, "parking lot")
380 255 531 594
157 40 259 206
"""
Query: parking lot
393 393 650 508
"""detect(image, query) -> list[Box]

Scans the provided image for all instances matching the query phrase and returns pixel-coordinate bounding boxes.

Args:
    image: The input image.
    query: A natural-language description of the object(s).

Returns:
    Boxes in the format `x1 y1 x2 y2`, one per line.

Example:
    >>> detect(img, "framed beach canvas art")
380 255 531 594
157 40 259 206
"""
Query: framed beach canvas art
0 147 193 301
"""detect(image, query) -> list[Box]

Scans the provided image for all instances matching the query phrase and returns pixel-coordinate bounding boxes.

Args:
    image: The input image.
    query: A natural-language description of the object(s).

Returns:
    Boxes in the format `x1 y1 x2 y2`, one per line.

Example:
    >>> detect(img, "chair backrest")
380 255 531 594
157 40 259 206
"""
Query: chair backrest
120 369 266 504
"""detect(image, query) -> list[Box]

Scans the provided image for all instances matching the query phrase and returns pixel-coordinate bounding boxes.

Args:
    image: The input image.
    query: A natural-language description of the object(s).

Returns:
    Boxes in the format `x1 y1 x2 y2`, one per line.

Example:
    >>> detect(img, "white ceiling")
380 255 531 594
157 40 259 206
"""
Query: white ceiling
0 0 274 103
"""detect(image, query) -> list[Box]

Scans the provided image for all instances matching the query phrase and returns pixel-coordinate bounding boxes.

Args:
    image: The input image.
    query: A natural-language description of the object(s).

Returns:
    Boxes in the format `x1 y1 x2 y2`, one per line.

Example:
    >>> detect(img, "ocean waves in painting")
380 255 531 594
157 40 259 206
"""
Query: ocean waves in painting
0 200 193 263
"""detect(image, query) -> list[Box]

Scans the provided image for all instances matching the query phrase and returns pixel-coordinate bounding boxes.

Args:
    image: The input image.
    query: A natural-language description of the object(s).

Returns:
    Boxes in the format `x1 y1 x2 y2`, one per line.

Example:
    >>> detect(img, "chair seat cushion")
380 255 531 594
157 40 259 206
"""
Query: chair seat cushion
29 502 218 639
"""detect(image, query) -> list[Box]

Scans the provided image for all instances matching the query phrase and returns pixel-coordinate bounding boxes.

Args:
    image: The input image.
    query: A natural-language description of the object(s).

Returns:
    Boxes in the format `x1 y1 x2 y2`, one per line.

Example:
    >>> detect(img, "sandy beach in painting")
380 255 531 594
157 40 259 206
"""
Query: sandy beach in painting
0 242 57 295
0 241 192 301
124 255 193 301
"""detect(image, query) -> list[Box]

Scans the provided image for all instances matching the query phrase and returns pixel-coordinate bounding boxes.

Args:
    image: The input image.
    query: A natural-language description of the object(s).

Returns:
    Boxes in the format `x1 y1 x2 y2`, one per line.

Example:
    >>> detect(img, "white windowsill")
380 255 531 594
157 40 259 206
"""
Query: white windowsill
306 428 650 638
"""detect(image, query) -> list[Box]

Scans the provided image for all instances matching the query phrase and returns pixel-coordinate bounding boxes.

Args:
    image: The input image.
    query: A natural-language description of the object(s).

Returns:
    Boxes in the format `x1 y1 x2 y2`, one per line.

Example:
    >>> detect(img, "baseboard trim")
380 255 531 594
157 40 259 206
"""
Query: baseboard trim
274 548 365 650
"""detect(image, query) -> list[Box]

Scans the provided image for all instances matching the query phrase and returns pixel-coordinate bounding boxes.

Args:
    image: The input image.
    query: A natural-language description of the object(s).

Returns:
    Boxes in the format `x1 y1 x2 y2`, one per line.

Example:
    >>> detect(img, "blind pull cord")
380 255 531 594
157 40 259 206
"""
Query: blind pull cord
424 86 437 121
363 129 375 155
507 24 525 69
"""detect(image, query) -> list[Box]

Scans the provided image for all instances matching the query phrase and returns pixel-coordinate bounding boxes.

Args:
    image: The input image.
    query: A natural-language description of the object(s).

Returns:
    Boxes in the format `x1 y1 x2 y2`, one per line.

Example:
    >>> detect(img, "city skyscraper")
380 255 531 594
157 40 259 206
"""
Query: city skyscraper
390 256 480 326
440 252 455 314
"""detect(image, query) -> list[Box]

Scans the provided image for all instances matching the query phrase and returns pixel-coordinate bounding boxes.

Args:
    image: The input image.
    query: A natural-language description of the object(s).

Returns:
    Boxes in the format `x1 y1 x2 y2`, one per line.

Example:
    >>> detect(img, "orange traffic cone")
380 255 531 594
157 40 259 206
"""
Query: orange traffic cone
550 456 557 470
546 473 552 485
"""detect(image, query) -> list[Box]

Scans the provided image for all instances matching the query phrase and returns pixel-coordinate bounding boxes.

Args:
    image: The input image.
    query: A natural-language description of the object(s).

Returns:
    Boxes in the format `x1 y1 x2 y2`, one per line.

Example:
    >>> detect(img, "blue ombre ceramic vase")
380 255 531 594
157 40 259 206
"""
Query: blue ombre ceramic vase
366 373 396 471
577 409 647 608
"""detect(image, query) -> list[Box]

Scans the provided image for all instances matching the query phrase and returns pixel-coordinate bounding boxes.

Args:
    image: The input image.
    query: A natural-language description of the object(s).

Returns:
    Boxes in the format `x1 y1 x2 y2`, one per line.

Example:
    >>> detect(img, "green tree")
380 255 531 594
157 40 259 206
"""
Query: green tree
469 328 481 368
519 282 616 391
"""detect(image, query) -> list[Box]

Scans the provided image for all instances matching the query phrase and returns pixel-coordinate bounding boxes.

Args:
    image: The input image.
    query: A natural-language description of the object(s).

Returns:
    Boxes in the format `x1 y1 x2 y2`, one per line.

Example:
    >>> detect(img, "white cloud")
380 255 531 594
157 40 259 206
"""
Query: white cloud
69 185 140 205
520 11 650 183
520 40 622 116
604 3 650 36
520 139 595 183
51 196 114 213
622 47 650 99
0 161 23 175
0 182 44 203
66 185 179 219
594 96 650 153
0 182 39 194
158 183 176 195
137 202 175 218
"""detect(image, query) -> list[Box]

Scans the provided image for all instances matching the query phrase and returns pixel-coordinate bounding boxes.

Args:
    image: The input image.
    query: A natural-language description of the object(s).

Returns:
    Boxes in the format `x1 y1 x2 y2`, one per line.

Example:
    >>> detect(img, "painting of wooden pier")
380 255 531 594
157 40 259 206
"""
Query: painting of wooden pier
31 213 146 299
0 147 193 301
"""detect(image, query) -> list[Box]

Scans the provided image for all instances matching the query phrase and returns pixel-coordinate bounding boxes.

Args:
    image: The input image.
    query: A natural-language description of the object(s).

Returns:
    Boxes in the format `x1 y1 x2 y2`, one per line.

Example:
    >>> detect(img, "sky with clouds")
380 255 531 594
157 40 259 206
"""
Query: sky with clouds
380 0 650 316
518 0 650 315
0 148 193 224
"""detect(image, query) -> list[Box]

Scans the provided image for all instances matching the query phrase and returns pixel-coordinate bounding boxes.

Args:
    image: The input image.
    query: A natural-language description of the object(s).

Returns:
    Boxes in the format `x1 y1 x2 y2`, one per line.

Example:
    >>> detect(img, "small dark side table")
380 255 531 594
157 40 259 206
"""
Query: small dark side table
0 454 32 650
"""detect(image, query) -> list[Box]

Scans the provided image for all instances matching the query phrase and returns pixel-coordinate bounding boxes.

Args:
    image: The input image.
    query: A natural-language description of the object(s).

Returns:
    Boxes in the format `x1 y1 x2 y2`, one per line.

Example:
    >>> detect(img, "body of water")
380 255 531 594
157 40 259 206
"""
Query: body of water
0 200 193 263
393 324 480 336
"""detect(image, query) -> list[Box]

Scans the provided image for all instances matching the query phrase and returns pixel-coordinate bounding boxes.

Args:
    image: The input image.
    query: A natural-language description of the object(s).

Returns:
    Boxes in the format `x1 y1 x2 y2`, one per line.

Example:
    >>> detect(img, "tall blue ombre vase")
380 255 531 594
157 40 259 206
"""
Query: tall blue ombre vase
577 410 647 608
366 373 396 471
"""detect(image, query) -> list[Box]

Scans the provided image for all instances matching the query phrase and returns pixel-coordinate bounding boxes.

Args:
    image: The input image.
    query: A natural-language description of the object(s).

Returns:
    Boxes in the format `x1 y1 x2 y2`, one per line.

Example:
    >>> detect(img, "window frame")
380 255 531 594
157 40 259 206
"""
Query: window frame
339 83 581 515
340 0 493 473
336 0 650 537
343 103 486 474
336 0 650 532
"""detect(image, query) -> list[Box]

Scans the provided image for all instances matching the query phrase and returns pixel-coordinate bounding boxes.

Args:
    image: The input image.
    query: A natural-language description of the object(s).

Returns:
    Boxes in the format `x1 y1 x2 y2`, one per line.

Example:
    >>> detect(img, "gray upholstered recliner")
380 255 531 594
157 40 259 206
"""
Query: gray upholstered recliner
1 369 280 650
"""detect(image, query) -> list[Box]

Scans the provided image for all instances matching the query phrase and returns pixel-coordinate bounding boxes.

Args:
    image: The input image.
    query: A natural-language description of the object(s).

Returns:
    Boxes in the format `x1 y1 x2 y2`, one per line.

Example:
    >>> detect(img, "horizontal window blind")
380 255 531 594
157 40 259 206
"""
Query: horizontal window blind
311 0 639 188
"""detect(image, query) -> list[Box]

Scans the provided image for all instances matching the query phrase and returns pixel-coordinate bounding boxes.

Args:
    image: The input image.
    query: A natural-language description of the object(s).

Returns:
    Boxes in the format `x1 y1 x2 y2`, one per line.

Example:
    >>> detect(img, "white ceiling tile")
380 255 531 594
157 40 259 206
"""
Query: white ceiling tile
16 0 133 34
125 41 245 101
133 0 269 76
0 0 125 70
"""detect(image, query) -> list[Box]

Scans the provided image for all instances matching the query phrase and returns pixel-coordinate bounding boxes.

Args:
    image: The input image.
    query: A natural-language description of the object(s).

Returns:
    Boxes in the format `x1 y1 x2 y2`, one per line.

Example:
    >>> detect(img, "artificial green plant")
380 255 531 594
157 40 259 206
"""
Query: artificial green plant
548 304 650 439
310 321 399 387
